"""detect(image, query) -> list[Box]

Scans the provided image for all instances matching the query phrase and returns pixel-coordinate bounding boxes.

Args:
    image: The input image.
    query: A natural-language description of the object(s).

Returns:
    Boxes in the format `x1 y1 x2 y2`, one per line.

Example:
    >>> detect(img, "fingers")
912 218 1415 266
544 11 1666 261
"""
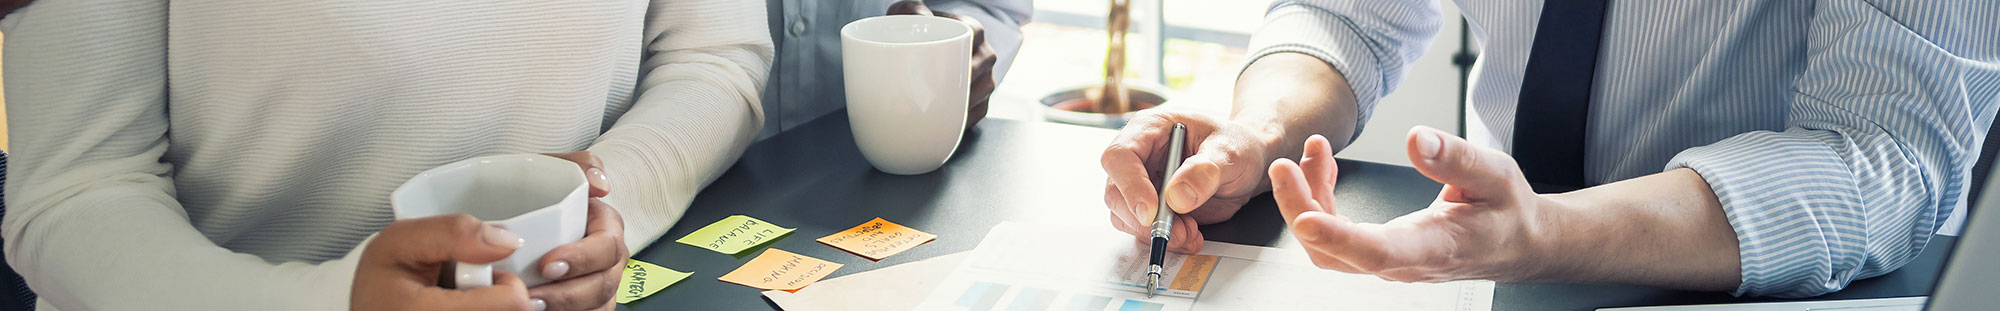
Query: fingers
527 269 618 311
371 214 521 269
1403 126 1521 202
1162 153 1223 215
962 13 997 125
1291 211 1395 273
1298 135 1340 210
546 151 610 198
1168 214 1204 253
1268 158 1322 226
1101 114 1179 225
537 199 627 283
431 272 535 311
884 0 931 15
968 62 997 106
1103 182 1144 237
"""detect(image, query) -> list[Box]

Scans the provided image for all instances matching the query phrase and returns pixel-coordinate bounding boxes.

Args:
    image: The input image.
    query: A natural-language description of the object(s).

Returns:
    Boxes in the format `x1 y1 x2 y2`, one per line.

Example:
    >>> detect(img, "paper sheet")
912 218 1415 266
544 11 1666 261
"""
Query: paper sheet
719 248 843 291
676 215 794 254
764 252 971 311
1596 297 1927 311
914 222 1495 311
616 259 690 304
818 217 938 260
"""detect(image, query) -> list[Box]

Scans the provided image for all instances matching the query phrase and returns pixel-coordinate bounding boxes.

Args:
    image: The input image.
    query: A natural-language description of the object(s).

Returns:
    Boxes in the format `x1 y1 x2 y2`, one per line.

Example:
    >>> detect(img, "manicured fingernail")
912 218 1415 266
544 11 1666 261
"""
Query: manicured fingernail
541 261 570 280
483 226 524 248
587 168 610 189
530 298 547 311
1416 131 1442 160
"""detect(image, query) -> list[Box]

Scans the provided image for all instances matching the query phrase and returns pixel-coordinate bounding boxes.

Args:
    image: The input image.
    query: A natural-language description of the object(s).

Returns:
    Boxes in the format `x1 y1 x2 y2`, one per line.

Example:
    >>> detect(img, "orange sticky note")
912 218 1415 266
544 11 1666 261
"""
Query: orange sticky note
817 218 937 260
718 248 843 292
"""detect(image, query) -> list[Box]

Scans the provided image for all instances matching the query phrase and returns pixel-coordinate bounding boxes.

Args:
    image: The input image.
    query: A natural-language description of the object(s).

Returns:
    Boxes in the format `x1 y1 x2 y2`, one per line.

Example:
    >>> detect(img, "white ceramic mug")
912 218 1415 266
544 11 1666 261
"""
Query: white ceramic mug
841 15 974 175
391 154 589 288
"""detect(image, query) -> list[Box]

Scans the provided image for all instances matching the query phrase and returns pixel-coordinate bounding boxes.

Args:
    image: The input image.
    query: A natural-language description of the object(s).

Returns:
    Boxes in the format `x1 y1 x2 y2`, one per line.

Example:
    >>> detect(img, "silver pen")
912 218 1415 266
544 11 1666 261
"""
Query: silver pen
1146 123 1186 298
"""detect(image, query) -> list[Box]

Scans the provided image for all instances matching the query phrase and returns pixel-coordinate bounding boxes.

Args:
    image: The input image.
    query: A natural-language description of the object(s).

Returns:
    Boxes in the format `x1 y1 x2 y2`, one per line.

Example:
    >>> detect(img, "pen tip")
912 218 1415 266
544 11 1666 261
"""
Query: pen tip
1145 279 1158 298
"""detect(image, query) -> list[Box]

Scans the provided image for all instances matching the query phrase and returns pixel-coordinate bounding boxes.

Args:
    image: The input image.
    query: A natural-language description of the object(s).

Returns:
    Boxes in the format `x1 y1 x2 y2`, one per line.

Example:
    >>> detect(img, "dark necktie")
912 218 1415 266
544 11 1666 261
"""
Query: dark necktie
1513 0 1610 188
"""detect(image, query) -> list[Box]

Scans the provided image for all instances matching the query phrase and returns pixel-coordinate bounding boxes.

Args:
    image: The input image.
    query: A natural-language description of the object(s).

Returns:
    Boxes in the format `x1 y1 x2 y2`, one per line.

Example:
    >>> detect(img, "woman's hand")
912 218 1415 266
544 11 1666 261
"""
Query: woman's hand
527 151 628 311
352 215 535 311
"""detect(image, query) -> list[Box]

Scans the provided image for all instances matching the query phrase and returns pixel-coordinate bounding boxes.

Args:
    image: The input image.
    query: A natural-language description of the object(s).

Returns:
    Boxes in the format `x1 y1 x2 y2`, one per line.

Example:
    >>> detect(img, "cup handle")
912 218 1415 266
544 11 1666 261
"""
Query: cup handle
453 262 495 289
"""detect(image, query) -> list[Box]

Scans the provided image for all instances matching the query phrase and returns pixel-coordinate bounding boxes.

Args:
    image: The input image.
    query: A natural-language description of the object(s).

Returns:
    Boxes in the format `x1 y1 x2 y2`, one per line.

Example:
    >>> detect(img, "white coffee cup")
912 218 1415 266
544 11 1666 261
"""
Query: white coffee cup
390 154 590 288
841 15 974 175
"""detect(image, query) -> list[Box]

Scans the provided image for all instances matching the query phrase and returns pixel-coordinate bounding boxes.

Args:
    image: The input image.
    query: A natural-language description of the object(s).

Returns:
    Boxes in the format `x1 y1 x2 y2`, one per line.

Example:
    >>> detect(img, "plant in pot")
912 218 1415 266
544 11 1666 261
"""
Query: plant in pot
1040 0 1173 129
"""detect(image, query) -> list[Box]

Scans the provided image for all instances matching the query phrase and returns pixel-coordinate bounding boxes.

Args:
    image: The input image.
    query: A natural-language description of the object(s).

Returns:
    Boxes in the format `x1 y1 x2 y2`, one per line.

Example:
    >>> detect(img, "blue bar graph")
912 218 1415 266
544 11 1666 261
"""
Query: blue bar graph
1008 287 1057 311
952 281 1171 311
1117 299 1164 311
954 282 1010 311
1065 295 1112 311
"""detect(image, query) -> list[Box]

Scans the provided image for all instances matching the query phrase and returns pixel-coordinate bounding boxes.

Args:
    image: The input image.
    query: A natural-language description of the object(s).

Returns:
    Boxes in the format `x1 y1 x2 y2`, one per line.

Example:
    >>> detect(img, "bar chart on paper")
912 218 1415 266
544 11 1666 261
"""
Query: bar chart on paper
949 281 1176 311
916 222 1494 311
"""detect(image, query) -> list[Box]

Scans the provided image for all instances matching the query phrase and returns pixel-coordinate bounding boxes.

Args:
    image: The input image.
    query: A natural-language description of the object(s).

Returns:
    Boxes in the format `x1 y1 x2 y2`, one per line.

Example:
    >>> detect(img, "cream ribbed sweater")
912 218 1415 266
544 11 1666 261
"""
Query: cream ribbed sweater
0 0 772 309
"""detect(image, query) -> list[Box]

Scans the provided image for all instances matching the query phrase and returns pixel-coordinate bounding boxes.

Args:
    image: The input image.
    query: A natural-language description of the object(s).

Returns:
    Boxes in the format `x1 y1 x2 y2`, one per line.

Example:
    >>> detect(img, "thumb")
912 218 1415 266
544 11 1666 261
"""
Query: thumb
1162 152 1225 215
1404 126 1523 202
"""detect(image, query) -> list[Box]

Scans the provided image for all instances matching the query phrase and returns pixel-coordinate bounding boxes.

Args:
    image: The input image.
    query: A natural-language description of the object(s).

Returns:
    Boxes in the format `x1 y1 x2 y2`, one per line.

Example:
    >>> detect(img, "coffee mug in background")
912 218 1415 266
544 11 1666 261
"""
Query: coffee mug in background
391 154 589 288
841 15 973 175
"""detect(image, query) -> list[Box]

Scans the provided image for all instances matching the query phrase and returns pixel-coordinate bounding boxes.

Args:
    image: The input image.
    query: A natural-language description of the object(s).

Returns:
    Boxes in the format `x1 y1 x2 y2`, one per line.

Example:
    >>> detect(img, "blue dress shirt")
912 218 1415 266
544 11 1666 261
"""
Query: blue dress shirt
1252 0 2000 297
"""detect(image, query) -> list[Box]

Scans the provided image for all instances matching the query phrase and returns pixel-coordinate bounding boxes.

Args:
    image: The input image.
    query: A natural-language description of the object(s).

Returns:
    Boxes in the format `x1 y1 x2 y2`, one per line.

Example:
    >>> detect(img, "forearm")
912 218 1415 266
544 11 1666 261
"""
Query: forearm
601 0 773 251
1536 168 1740 290
1234 0 1443 159
590 80 763 252
12 187 355 310
1230 52 1361 164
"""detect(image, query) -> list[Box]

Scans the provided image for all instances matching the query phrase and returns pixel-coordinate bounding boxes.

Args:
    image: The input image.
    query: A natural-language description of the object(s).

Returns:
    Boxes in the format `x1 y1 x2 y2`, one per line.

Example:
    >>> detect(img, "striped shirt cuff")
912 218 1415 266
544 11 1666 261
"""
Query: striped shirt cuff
1243 3 1388 143
1667 130 1871 297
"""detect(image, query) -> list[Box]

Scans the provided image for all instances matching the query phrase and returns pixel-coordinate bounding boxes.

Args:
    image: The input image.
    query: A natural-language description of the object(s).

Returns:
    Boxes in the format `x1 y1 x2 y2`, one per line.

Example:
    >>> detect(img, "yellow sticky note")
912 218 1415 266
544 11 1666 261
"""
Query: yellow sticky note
616 259 688 304
718 248 843 292
676 215 794 254
816 217 937 260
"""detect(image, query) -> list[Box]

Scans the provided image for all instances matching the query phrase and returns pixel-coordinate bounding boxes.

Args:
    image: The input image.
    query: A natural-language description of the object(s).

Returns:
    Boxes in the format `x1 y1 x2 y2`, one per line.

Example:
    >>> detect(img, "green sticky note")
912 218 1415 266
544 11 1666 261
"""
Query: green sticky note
617 259 689 304
675 215 795 254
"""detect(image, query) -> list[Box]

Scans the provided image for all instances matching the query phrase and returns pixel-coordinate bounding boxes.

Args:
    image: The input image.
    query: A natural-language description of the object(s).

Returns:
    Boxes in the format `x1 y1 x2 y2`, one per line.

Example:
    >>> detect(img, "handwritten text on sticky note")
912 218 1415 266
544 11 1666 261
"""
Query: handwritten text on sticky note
676 215 794 254
718 248 843 292
817 218 937 260
616 259 689 304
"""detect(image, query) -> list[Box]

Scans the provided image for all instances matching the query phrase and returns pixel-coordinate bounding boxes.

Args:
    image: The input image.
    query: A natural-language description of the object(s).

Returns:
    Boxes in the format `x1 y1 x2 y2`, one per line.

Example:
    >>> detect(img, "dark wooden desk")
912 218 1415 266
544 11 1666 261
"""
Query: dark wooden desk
623 114 1948 310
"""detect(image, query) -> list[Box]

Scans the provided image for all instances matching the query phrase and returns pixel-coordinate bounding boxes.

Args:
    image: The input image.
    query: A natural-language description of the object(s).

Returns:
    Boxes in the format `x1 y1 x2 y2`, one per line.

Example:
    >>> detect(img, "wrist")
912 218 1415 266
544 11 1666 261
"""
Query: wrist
1242 118 1293 160
1519 192 1590 282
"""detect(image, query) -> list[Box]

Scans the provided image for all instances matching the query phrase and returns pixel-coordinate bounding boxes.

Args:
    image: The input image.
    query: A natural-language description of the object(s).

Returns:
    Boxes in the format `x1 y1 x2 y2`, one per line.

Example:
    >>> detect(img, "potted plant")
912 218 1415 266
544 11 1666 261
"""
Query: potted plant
1039 0 1173 129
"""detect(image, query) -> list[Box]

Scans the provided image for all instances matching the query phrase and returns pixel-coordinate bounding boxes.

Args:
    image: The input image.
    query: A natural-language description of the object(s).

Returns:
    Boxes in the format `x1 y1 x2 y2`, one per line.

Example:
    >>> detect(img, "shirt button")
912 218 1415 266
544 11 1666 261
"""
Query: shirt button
790 20 808 36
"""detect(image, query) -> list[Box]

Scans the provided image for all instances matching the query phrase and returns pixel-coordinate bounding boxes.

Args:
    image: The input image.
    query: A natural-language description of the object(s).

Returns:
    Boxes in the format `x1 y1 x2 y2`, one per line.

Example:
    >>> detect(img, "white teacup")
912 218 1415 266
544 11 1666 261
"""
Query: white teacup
391 154 589 288
841 15 974 175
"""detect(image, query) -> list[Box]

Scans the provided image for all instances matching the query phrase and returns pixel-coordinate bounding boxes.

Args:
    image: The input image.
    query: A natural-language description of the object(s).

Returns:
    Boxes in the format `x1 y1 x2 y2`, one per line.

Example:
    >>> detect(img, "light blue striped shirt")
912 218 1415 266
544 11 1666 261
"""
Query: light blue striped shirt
1249 0 2000 297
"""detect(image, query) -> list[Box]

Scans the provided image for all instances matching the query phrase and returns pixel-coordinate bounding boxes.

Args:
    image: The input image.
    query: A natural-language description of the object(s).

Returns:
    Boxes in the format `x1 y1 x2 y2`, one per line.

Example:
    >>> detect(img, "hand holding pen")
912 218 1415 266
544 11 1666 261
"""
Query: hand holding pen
1145 123 1187 298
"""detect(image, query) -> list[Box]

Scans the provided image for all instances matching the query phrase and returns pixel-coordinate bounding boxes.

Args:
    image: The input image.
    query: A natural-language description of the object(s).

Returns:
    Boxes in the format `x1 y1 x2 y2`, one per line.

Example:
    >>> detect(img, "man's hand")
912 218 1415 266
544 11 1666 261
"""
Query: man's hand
1101 110 1286 253
528 151 628 311
1267 128 1552 282
886 0 997 130
352 215 535 311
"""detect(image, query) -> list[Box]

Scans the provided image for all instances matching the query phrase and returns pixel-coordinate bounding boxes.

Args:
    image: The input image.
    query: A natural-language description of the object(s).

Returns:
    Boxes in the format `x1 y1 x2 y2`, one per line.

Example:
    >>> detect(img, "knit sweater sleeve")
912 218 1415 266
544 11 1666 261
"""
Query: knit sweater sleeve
1 1 357 310
588 0 776 251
